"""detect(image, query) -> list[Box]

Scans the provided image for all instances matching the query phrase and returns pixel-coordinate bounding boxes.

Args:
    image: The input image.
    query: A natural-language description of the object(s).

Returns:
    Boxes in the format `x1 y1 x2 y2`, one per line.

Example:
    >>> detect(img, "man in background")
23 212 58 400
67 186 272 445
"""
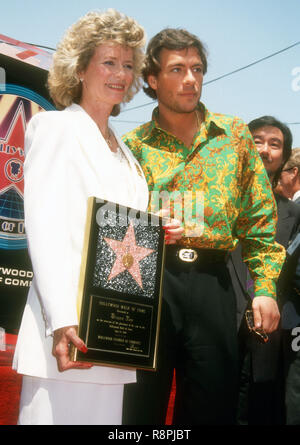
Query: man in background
279 147 300 203
228 116 300 424
278 146 300 424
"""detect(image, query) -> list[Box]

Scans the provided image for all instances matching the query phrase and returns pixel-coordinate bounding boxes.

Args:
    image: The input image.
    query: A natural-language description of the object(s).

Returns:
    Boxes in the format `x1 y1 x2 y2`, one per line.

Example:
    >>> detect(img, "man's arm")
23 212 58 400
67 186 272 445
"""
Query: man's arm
235 124 285 332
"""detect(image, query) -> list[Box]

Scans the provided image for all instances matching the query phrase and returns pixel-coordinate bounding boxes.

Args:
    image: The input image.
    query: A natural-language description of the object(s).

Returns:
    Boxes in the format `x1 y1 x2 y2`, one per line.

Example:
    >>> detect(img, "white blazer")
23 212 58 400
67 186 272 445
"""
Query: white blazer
13 104 149 384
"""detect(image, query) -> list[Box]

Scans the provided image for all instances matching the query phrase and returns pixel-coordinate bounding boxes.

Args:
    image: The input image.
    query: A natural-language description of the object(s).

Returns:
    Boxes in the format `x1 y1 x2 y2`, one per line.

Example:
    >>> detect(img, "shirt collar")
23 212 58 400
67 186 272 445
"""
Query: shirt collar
292 190 300 202
201 103 228 134
146 102 228 139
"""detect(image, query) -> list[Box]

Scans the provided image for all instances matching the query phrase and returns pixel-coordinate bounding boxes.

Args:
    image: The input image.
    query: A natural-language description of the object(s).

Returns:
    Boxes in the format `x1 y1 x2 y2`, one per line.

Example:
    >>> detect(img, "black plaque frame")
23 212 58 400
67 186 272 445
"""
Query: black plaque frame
71 197 165 371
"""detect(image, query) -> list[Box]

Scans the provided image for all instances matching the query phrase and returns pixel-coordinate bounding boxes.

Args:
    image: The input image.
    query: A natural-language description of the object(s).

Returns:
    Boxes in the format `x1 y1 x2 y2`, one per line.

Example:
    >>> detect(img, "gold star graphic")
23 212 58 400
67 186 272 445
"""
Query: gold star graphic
104 222 154 289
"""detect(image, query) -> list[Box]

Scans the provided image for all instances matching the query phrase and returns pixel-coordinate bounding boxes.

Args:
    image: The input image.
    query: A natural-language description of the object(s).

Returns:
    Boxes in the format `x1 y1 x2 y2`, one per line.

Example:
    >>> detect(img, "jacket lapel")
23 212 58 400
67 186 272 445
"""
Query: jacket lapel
63 104 148 210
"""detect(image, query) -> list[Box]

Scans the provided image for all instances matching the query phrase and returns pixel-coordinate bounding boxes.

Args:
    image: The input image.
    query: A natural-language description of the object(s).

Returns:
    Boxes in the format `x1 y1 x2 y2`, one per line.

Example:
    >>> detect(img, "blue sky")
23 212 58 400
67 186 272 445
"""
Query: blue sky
1 0 300 144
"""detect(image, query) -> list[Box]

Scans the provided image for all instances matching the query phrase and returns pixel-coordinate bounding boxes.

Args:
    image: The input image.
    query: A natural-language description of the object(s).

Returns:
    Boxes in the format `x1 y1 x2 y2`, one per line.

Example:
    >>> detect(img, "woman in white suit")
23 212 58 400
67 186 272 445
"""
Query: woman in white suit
13 9 182 425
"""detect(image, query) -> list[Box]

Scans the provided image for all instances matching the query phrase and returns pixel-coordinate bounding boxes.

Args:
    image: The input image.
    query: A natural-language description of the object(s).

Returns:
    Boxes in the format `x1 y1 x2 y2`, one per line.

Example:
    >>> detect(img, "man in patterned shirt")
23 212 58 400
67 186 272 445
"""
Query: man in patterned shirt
122 28 285 425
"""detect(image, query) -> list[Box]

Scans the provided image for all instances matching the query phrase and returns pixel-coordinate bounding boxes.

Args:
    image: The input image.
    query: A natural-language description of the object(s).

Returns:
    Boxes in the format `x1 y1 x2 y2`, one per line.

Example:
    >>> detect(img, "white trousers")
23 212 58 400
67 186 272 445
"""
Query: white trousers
18 375 124 425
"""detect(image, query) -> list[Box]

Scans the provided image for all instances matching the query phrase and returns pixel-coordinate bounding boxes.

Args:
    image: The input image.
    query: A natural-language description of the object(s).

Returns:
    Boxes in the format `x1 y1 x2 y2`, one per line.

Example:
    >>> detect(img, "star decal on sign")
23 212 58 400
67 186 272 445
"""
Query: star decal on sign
104 222 154 289
0 101 26 196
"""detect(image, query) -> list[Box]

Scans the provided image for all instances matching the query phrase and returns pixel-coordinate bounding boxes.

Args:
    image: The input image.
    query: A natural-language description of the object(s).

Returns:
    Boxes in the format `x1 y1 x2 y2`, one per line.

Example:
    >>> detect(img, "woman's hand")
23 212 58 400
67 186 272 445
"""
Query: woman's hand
163 219 184 245
155 209 184 245
52 325 93 372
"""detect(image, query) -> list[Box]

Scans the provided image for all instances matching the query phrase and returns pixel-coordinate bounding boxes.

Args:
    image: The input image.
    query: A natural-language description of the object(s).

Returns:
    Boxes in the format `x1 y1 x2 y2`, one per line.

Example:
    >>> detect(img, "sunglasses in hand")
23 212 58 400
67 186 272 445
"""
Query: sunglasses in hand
245 310 269 343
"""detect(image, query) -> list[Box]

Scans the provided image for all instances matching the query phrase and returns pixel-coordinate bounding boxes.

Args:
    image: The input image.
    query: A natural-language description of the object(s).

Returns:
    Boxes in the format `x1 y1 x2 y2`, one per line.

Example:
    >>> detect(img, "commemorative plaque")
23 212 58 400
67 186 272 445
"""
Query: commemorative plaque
71 197 165 370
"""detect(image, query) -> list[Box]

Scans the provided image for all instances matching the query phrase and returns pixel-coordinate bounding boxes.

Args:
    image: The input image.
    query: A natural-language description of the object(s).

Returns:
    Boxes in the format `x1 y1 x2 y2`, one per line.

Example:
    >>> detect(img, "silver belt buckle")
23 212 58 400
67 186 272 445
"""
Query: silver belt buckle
178 248 198 262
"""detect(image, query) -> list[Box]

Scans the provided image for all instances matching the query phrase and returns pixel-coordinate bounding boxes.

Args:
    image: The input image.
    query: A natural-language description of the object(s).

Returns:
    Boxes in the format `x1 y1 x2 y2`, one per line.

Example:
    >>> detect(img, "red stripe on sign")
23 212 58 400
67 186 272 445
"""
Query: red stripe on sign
16 50 37 60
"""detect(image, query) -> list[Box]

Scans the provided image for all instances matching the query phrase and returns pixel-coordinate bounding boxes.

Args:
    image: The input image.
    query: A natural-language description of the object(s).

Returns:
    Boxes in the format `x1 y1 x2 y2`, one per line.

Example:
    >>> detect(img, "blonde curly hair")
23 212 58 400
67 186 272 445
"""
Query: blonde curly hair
48 9 145 115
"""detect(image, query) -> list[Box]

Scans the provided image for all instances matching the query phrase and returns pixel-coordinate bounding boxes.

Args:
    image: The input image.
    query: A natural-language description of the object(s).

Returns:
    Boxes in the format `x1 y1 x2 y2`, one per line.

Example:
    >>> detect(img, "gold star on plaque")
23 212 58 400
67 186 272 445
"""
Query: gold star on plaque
104 222 154 289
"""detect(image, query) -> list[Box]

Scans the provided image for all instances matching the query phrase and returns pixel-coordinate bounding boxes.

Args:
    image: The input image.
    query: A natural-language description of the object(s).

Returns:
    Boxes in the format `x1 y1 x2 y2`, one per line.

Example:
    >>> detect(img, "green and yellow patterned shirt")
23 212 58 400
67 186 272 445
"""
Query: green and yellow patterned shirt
123 103 285 299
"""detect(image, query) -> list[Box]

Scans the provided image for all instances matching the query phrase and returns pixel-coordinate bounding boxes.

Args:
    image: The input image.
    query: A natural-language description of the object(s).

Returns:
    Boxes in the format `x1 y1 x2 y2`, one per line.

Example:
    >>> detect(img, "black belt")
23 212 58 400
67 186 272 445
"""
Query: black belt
165 246 228 266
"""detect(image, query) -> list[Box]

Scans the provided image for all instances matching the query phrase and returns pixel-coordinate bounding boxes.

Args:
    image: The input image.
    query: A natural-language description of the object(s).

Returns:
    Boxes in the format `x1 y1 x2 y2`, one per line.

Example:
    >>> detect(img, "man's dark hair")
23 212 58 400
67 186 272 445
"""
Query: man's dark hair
143 28 208 99
248 115 293 188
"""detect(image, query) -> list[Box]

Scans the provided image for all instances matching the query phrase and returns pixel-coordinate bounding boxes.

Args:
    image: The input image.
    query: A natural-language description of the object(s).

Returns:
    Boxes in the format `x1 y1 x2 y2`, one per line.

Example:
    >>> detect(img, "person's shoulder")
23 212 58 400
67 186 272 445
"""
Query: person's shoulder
25 108 77 156
209 108 245 124
27 107 79 138
275 193 300 219
29 108 56 122
123 121 152 144
27 109 65 130
208 110 250 136
275 192 294 207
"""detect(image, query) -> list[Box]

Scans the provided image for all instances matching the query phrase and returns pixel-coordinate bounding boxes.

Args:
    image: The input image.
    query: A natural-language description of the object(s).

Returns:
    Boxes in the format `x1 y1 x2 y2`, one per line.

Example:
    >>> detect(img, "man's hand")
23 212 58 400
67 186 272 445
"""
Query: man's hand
252 296 280 333
52 325 93 372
